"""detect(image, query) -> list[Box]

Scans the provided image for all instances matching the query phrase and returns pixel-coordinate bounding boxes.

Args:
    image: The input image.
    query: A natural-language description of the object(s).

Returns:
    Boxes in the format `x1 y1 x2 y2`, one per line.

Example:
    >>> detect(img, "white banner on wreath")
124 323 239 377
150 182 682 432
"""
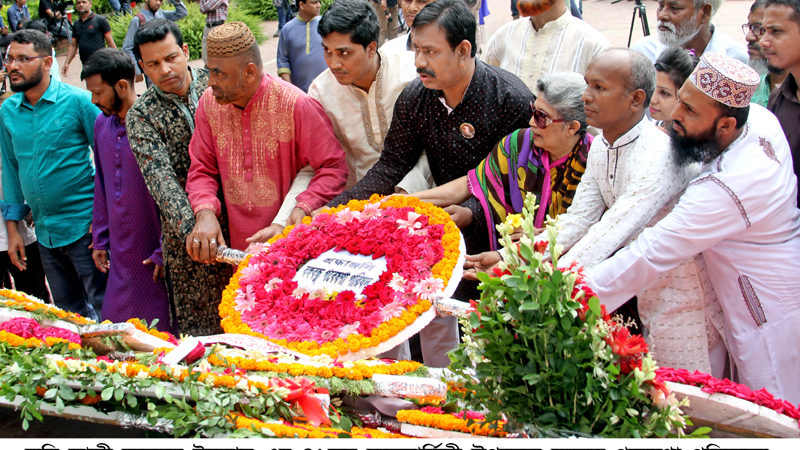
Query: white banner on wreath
293 248 387 296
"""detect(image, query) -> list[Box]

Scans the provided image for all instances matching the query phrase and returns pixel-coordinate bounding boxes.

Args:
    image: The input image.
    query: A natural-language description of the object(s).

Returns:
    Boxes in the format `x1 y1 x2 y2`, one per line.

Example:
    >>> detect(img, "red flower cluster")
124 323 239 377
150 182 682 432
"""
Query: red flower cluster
0 317 81 344
657 367 800 423
234 205 446 343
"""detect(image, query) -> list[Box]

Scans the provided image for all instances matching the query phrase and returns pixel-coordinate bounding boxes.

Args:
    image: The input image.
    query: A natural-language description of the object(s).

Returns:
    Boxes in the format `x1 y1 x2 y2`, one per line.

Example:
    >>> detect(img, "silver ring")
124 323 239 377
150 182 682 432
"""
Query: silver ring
192 238 200 245
210 238 217 245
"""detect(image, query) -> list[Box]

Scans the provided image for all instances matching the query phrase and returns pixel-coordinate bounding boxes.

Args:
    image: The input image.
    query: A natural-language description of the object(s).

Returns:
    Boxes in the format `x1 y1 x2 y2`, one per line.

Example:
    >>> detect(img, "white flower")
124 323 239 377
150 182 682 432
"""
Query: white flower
292 286 310 299
388 273 406 292
5 362 22 376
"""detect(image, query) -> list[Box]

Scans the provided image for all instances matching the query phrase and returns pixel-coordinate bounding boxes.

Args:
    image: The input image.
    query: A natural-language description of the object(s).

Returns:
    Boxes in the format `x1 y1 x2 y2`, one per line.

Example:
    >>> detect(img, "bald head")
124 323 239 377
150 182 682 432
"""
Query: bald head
582 48 655 145
595 48 656 106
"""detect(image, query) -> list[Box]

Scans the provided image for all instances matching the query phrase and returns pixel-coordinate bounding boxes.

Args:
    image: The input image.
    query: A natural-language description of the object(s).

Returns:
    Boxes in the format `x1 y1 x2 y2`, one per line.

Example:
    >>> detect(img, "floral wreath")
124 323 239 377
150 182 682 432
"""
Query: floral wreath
220 195 462 359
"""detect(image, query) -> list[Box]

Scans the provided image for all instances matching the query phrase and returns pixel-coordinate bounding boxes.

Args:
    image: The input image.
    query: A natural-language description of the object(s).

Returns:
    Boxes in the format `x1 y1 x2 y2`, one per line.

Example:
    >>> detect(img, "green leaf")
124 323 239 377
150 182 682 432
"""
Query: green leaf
588 296 602 319
101 386 114 401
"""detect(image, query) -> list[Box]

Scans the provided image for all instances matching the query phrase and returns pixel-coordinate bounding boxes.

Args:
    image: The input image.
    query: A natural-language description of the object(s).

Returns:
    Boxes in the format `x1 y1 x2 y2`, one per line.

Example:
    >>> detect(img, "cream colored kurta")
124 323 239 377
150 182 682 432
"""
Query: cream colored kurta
588 105 800 403
538 118 724 374
482 12 609 92
308 49 433 193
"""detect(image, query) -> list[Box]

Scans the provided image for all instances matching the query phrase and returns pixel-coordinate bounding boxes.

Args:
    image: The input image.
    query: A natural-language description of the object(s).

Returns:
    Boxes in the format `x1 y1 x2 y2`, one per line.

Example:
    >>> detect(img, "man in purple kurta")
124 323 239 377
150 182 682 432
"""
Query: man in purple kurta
82 49 173 332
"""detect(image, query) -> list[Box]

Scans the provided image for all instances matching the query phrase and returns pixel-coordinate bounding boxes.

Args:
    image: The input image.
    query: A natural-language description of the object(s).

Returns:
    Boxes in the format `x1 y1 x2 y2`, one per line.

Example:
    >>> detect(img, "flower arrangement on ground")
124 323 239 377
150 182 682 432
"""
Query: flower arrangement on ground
220 195 461 359
448 194 689 437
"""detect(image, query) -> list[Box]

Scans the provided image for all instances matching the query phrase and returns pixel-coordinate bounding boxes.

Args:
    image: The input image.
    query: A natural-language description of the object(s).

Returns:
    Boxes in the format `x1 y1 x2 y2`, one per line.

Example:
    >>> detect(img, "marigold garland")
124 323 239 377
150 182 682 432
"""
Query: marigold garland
126 318 179 344
0 289 94 326
219 195 460 358
232 414 407 438
396 409 507 437
207 351 422 381
0 329 81 351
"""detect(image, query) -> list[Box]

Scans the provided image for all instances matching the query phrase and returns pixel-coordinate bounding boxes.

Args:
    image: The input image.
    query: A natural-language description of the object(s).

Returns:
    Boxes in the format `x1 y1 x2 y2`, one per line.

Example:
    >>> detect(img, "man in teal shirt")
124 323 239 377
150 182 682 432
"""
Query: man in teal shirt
0 29 107 319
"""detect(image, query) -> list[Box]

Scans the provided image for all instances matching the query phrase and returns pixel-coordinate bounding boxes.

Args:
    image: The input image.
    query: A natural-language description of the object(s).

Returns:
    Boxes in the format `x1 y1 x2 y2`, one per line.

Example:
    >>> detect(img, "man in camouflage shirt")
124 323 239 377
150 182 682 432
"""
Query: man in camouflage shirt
127 19 232 336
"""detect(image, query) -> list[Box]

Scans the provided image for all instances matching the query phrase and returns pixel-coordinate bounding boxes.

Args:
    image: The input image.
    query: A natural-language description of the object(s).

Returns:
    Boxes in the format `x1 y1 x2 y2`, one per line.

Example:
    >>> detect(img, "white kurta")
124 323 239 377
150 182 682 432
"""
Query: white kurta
308 49 433 193
549 118 695 267
588 105 800 404
538 118 723 374
630 27 748 65
482 12 609 93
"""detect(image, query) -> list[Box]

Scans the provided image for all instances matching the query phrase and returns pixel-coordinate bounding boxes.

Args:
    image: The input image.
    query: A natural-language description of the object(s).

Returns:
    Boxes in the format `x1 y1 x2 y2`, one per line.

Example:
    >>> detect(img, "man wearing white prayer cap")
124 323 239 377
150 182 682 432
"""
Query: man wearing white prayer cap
586 52 800 404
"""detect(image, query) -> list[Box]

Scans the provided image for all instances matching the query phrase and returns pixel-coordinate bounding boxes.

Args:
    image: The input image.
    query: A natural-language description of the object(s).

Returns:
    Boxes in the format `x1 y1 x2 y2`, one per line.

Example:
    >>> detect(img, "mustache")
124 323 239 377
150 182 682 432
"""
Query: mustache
416 68 435 77
658 21 676 33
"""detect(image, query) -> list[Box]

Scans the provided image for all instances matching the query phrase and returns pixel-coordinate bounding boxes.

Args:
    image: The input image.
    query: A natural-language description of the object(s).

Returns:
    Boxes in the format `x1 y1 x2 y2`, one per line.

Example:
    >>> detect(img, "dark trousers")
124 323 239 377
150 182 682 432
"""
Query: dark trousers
0 242 50 301
38 233 107 321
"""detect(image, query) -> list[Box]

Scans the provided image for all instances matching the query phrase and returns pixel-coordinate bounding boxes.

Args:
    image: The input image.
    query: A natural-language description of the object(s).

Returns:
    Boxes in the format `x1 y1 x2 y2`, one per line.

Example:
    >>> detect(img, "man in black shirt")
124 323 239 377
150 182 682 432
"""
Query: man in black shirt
62 0 115 77
38 0 72 40
329 0 533 366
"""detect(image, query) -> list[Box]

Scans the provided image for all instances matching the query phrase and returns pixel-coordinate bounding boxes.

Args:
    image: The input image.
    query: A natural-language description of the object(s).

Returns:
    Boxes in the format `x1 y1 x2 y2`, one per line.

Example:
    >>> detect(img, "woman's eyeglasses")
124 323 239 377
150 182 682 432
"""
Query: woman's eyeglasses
530 103 565 129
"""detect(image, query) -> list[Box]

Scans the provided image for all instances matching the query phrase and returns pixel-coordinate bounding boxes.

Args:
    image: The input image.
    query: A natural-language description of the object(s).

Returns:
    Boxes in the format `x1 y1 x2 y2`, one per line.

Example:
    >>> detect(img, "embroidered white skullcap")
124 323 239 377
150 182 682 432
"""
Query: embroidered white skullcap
689 52 760 108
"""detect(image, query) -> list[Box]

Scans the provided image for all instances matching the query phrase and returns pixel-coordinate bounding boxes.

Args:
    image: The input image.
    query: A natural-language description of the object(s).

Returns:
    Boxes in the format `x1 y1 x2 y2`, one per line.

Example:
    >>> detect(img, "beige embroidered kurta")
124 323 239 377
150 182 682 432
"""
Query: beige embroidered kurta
482 12 609 92
308 49 433 193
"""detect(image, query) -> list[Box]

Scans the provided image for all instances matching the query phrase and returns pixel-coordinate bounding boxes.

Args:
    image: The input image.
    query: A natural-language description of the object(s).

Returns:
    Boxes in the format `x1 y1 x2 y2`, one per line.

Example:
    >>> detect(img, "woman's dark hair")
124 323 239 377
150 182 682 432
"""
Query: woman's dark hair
81 48 135 86
412 0 477 58
318 0 379 48
133 19 184 61
654 47 699 92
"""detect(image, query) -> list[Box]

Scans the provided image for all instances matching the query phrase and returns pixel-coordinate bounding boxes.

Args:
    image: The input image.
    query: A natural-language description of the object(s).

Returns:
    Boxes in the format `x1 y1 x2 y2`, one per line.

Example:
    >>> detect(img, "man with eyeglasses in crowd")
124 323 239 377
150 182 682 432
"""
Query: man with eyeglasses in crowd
744 0 787 107
0 29 107 320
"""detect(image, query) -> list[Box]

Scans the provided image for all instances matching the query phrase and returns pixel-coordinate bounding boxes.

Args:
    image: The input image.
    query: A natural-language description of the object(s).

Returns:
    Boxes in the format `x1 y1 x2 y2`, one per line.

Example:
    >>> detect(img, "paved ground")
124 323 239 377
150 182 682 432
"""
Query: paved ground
58 0 754 92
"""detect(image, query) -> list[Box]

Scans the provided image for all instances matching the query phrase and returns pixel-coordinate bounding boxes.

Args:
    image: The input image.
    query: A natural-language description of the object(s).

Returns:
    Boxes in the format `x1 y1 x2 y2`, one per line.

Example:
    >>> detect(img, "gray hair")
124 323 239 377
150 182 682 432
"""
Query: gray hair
535 72 589 132
628 49 656 107
695 0 724 17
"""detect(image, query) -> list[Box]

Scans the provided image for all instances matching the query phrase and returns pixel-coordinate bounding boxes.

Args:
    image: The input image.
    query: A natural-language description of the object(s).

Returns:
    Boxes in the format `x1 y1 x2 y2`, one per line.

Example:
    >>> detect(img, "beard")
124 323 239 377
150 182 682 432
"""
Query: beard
749 56 768 77
9 67 44 93
767 63 784 75
99 92 124 117
669 119 724 167
657 16 701 47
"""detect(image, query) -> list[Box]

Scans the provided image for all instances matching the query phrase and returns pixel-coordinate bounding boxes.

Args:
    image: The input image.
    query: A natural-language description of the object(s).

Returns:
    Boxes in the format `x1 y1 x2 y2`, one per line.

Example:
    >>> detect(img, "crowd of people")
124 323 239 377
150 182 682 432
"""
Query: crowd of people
0 0 799 405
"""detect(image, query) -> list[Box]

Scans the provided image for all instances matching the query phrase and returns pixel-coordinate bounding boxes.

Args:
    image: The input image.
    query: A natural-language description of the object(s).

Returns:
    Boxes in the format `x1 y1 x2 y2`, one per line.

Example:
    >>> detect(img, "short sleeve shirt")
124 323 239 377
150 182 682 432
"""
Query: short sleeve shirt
72 13 111 63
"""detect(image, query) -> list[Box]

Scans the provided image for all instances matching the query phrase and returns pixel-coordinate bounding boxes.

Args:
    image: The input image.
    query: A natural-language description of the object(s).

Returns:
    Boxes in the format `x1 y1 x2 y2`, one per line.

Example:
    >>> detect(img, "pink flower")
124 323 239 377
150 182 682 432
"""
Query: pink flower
453 411 485 421
0 317 41 338
335 208 359 224
412 277 444 301
36 326 81 344
420 406 445 414
396 211 423 233
360 202 383 220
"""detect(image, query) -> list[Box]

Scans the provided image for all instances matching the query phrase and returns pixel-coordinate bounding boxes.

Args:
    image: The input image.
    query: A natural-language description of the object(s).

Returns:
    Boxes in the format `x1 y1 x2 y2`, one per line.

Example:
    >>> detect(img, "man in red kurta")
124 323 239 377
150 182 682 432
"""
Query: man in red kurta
186 22 348 261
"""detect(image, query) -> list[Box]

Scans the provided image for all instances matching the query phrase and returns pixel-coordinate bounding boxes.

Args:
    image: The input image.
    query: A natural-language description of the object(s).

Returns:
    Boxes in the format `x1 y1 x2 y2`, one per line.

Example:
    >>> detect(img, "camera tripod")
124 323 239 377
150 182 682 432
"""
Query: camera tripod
612 0 651 47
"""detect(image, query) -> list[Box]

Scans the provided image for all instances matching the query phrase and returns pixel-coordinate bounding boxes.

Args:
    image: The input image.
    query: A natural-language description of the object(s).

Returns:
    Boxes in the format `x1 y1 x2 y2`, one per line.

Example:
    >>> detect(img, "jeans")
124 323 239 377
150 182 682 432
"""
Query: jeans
38 233 107 321
107 0 132 14
276 1 293 31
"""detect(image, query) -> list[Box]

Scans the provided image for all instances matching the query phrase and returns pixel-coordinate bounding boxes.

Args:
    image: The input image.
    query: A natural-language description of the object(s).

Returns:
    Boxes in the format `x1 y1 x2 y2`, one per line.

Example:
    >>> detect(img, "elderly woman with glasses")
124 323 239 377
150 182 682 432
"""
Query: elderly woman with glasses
413 72 591 250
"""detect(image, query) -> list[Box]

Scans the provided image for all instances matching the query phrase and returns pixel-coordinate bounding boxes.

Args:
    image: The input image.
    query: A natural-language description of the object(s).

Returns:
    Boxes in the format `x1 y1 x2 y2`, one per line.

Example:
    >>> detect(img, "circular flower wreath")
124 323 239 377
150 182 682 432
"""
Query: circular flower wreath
220 195 462 359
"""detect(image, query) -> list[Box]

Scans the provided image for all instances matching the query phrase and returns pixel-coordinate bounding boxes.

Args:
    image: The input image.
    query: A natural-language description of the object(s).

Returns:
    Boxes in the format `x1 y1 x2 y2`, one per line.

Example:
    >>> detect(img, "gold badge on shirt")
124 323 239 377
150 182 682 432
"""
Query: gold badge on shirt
459 123 475 139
